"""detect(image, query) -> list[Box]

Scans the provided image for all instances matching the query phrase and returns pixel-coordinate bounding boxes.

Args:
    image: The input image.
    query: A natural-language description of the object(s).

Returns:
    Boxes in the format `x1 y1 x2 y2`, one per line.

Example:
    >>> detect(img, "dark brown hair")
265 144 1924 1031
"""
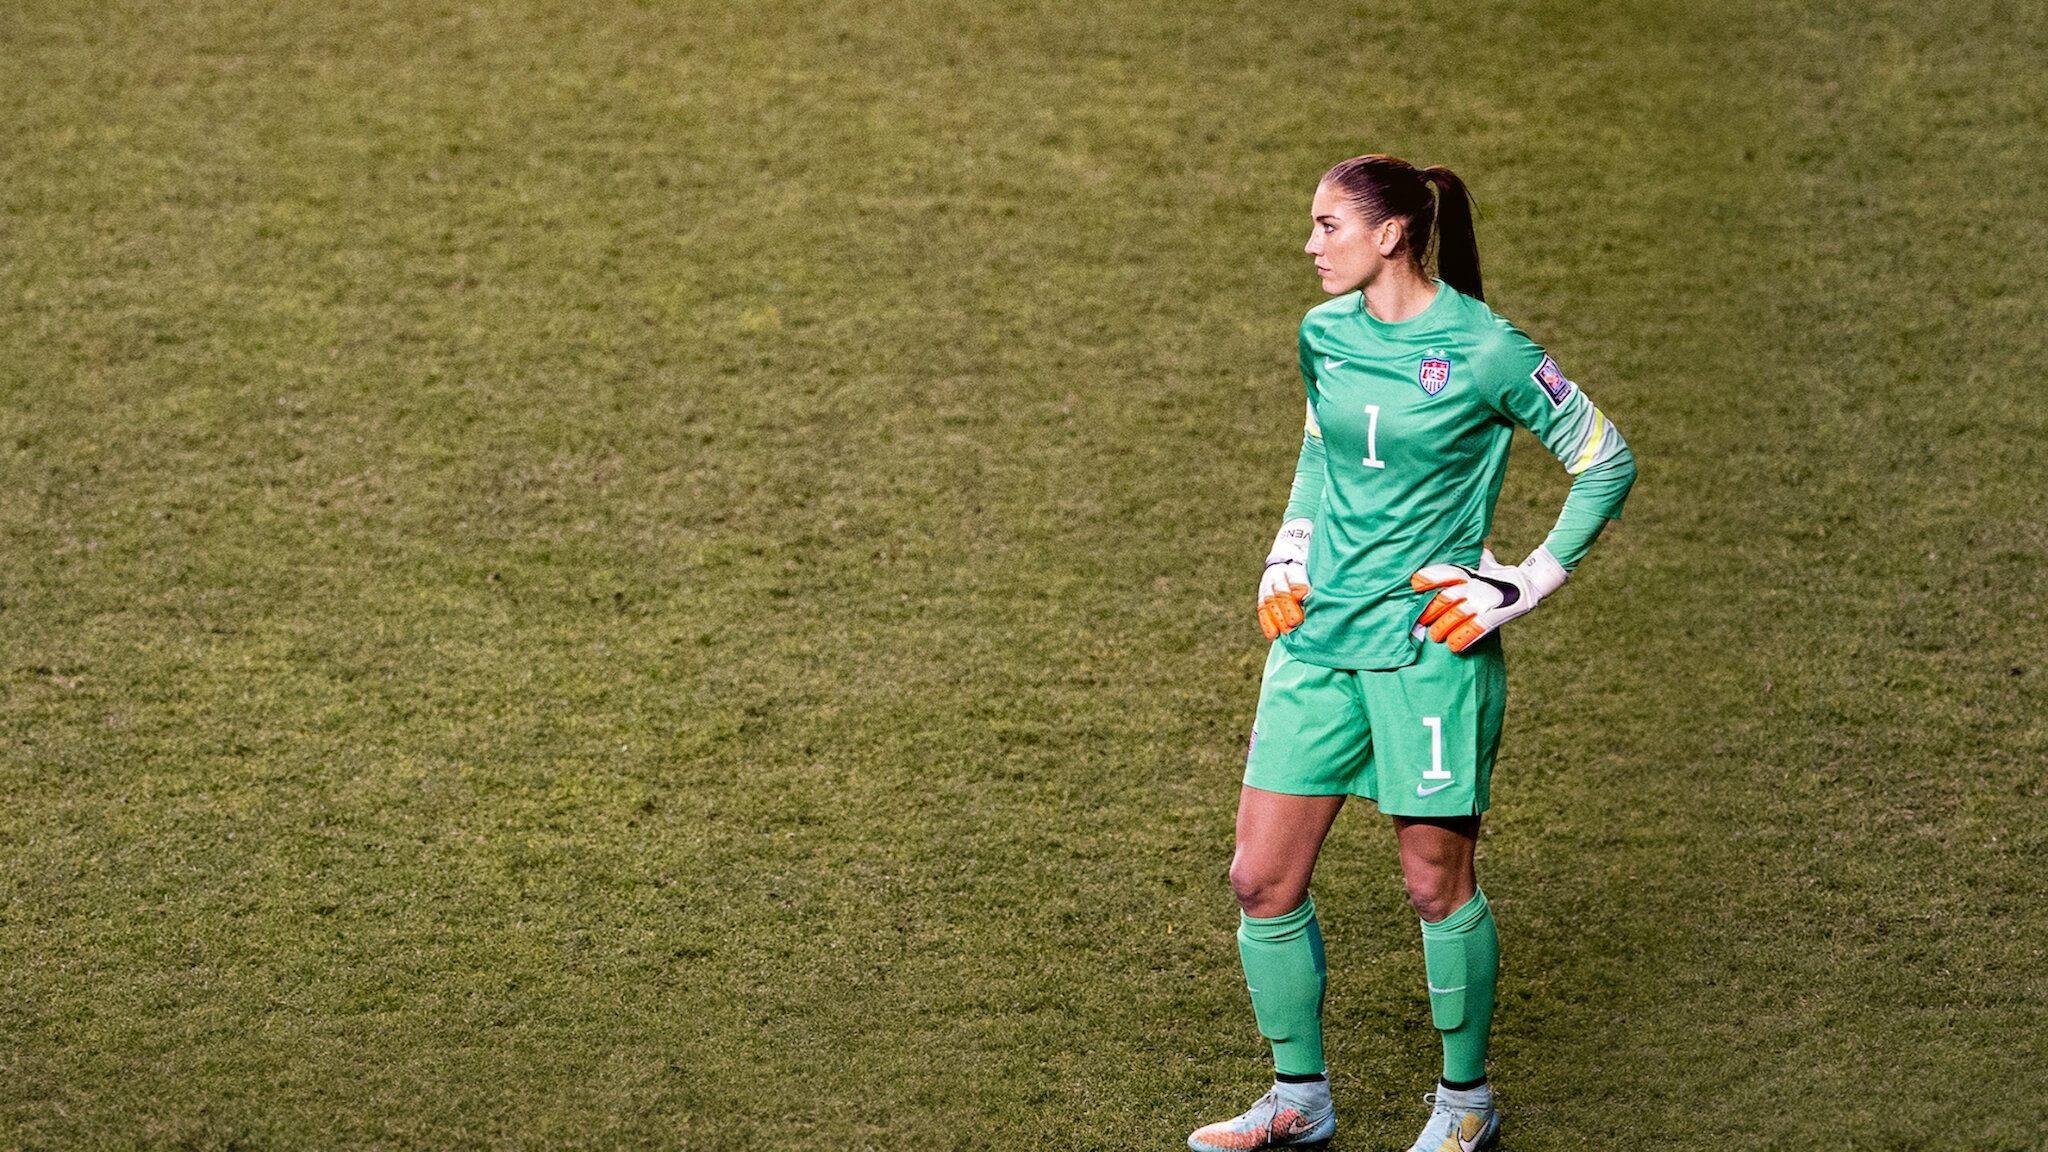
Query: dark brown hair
1321 155 1483 302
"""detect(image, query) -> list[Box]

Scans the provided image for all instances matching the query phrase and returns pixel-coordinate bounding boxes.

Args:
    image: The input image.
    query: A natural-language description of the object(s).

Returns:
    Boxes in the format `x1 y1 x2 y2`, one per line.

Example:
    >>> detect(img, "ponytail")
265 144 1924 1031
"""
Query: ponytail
1421 165 1483 302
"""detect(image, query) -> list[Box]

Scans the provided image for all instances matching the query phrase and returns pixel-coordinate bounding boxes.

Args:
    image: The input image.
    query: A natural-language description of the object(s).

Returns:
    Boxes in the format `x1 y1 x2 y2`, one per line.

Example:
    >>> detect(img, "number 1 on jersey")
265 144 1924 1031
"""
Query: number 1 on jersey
1362 404 1385 469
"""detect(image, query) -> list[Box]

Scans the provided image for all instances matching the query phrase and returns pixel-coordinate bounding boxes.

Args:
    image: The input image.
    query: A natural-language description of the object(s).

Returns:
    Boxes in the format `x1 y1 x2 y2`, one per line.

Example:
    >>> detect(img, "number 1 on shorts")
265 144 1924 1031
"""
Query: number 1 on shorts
1420 716 1450 780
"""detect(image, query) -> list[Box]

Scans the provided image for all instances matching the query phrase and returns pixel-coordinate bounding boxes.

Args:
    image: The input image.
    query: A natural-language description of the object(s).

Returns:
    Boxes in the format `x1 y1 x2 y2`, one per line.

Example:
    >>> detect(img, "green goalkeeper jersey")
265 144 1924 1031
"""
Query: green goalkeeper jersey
1279 281 1636 671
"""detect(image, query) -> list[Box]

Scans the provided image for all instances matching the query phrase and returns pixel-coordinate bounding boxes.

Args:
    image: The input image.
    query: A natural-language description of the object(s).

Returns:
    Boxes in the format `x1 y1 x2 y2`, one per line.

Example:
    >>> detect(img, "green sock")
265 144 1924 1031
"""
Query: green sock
1420 888 1499 1084
1238 896 1327 1076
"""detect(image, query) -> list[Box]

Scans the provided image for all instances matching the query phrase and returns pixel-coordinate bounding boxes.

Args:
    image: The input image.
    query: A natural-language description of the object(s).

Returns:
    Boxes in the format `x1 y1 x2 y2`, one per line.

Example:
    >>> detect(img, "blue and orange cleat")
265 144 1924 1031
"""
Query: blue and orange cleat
1188 1082 1335 1152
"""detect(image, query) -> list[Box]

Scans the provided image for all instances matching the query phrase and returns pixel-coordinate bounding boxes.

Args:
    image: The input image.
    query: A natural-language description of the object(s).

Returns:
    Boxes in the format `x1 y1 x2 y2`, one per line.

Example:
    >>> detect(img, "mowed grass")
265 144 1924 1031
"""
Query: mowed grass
2 1 2042 1148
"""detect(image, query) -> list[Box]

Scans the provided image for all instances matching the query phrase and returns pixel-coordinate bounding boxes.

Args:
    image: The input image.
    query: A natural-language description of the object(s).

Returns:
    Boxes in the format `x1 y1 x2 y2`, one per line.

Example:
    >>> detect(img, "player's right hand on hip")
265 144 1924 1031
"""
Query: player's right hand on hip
1258 518 1314 640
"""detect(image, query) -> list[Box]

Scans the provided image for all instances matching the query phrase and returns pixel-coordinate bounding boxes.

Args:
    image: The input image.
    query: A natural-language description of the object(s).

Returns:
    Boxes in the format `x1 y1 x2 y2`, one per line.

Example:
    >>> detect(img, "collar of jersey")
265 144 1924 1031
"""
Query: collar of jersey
1354 278 1453 334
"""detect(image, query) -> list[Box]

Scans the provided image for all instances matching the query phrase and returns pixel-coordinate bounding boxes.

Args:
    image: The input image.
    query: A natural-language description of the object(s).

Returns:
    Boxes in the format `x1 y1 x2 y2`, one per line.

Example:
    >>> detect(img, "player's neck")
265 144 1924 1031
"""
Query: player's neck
1360 268 1439 325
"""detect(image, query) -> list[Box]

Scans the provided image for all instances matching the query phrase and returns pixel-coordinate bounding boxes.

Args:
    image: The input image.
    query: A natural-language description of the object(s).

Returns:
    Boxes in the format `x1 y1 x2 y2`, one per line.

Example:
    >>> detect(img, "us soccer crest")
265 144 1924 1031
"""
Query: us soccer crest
1532 355 1575 406
1417 354 1451 396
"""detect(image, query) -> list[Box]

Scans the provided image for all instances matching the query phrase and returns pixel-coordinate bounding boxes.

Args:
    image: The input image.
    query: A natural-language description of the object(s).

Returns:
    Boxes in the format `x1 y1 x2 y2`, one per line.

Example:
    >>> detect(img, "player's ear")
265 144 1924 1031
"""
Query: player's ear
1375 217 1403 257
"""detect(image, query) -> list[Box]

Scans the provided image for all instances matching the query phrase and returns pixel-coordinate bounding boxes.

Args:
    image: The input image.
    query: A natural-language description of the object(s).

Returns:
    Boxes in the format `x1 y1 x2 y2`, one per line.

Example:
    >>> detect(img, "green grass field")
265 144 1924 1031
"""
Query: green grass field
3 2 2043 1148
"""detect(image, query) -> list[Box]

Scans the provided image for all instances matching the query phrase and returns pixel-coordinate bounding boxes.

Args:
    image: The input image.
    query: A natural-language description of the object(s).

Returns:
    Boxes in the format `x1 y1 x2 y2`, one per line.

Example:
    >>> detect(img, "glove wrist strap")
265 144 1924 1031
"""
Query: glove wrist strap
1267 517 1314 565
1519 546 1569 600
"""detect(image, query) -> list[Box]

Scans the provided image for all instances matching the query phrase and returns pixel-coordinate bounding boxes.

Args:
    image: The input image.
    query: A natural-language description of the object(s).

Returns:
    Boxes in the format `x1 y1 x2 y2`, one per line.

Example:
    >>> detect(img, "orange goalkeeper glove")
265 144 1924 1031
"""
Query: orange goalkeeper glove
1257 518 1314 640
1410 546 1568 653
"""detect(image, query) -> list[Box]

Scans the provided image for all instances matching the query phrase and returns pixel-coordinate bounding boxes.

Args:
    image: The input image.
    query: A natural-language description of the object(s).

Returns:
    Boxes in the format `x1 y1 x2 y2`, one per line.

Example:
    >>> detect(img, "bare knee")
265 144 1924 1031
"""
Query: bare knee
1402 870 1474 923
1229 856 1307 919
1395 816 1478 923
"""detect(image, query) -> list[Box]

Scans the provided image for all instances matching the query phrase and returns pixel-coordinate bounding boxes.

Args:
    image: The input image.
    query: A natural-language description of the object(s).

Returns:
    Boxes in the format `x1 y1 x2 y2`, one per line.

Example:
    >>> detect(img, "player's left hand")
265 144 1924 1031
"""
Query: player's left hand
1410 547 1568 653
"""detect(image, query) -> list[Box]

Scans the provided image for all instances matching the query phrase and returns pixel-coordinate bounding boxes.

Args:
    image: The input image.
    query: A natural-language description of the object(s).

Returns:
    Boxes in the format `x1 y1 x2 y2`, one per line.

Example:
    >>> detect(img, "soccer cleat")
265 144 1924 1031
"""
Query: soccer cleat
1410 546 1568 653
1403 1083 1500 1152
1258 518 1314 640
1188 1083 1335 1152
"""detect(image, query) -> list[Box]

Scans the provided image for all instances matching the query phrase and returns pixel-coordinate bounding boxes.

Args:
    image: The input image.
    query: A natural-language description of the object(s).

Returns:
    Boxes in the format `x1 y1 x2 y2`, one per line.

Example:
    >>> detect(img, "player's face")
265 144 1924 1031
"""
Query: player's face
1305 182 1402 295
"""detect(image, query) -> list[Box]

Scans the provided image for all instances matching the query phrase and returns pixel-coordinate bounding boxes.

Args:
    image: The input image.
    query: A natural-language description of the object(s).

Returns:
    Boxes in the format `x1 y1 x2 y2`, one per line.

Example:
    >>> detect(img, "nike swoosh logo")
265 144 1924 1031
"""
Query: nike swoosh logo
1460 1125 1486 1152
1472 573 1521 607
1428 983 1467 995
1321 357 1345 373
1416 781 1454 797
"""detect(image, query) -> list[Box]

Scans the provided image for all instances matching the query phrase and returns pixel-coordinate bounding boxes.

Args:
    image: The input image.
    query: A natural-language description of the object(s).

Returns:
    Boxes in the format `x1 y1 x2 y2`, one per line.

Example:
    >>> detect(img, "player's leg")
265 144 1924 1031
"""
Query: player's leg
1230 785 1347 1068
1189 787 1345 1152
1358 636 1507 1152
1191 645 1366 1151
1394 815 1500 1152
1396 816 1496 1087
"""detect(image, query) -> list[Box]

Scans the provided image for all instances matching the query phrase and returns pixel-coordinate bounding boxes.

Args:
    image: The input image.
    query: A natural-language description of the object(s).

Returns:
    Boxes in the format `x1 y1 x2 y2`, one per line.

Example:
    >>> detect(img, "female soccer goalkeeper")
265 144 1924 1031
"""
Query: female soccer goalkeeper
1188 155 1637 1152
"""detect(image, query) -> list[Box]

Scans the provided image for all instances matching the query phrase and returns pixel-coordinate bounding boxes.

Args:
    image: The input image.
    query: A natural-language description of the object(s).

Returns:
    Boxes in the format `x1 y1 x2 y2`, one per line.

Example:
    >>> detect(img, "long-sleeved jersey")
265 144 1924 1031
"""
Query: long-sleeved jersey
1279 281 1636 671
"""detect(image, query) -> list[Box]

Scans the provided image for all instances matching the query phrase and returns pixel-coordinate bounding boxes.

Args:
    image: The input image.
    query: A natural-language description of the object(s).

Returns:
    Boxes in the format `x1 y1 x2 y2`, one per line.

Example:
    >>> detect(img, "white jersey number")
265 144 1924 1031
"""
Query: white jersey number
1362 404 1386 469
1421 716 1450 780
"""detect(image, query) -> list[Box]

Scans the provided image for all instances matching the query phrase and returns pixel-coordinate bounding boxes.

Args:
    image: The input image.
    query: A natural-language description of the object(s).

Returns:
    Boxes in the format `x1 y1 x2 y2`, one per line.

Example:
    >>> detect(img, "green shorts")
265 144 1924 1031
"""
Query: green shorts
1244 633 1507 817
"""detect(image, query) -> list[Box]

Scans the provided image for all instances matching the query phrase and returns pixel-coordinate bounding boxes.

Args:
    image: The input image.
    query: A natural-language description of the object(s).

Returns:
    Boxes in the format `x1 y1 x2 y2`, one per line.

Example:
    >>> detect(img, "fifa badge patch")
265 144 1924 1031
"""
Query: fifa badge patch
1532 355 1576 406
1417 355 1451 396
